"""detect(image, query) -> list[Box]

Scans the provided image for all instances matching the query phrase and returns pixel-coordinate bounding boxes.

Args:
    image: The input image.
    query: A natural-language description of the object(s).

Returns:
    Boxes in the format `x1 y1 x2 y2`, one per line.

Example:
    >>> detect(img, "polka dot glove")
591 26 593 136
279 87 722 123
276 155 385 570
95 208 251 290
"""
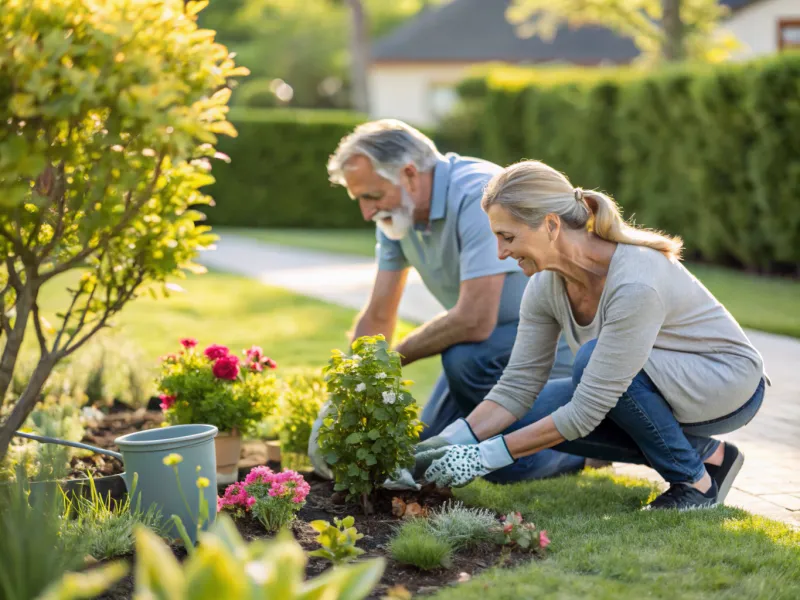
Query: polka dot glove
423 435 515 488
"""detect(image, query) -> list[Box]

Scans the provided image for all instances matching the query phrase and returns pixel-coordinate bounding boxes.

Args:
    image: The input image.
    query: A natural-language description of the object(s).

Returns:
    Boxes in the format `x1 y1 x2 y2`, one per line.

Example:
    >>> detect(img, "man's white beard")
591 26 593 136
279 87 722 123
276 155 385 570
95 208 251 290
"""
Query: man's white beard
373 189 415 241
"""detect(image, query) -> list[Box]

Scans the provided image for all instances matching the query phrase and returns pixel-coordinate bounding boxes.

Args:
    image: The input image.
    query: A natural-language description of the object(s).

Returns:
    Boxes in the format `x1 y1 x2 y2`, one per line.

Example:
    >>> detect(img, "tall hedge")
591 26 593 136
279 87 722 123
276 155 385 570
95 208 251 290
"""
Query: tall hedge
206 108 371 229
447 55 800 273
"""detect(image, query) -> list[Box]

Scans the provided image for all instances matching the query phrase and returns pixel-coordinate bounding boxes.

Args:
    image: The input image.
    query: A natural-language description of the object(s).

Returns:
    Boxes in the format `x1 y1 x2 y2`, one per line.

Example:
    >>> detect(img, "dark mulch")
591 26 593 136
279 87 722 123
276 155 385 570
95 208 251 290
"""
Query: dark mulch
73 407 535 598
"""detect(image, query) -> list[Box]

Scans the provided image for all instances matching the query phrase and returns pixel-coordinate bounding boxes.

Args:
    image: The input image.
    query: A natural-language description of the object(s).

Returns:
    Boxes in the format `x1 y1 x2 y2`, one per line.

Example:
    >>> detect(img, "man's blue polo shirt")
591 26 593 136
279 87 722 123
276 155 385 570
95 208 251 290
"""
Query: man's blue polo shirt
376 152 527 325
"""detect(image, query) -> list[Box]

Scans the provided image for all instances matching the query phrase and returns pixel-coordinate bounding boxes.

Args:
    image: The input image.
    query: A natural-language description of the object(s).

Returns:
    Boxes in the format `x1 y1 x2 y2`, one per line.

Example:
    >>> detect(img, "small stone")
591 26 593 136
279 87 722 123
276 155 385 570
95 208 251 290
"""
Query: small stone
456 572 471 583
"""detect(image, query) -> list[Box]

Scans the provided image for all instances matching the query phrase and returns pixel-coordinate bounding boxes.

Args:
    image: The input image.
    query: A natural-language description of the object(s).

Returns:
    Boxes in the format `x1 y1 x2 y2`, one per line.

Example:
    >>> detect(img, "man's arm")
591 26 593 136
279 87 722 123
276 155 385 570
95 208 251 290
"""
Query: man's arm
394 273 505 365
350 268 409 345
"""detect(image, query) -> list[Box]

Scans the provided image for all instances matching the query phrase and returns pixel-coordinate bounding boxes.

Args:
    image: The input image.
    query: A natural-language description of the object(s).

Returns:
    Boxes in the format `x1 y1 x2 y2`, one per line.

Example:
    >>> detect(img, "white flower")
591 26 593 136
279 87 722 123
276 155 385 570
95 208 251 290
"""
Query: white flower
382 391 396 405
355 382 366 392
351 354 362 361
375 372 387 380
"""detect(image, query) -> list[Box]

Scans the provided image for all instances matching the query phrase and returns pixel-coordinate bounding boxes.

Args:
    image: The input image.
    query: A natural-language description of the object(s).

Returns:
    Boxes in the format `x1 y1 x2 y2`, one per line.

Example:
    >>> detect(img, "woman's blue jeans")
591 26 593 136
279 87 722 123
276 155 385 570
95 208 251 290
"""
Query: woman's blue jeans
488 339 766 485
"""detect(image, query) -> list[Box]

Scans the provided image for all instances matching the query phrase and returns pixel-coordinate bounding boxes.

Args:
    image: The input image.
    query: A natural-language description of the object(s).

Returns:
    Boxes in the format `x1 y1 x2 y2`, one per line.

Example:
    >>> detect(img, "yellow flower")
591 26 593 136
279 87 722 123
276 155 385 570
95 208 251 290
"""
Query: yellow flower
196 477 210 489
163 453 183 466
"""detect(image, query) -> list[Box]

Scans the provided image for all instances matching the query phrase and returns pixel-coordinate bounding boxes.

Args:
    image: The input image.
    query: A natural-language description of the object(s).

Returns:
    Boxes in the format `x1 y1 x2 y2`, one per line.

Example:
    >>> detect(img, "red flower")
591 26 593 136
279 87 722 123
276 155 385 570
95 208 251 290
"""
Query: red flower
503 523 514 535
213 355 240 380
159 394 177 411
180 338 198 349
539 530 551 549
245 345 264 362
264 357 277 370
204 344 229 360
249 360 264 373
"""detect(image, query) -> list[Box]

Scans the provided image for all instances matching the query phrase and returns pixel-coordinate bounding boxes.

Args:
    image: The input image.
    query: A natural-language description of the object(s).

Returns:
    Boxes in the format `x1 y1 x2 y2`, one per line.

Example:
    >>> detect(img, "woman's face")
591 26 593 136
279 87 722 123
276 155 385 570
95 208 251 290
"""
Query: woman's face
487 204 554 277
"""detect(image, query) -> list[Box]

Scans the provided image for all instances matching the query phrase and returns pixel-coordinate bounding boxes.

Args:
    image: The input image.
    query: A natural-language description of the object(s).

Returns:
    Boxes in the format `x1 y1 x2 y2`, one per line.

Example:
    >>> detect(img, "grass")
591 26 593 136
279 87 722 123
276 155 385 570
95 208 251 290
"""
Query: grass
34 269 442 402
424 470 800 600
229 227 800 338
389 518 454 571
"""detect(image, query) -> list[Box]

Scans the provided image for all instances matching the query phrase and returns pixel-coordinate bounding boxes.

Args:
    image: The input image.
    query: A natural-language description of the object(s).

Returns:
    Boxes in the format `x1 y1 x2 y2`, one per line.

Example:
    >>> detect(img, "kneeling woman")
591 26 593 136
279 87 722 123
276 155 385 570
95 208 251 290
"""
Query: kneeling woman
421 160 767 510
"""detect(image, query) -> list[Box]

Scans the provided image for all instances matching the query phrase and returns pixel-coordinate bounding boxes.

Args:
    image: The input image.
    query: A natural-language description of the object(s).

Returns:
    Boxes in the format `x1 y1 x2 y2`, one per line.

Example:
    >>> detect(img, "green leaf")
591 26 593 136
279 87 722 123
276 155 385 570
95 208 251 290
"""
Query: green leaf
309 520 330 534
373 407 388 421
345 432 363 444
364 454 377 466
341 516 355 528
367 429 380 440
325 452 339 464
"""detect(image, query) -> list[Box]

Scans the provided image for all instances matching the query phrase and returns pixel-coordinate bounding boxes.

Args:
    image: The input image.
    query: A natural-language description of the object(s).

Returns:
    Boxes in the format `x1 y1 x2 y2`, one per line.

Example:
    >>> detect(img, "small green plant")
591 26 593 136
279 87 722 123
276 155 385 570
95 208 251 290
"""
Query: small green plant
308 516 366 565
489 511 551 552
389 519 453 571
60 473 167 561
157 340 279 435
162 453 212 553
427 500 497 550
278 370 327 455
317 335 423 513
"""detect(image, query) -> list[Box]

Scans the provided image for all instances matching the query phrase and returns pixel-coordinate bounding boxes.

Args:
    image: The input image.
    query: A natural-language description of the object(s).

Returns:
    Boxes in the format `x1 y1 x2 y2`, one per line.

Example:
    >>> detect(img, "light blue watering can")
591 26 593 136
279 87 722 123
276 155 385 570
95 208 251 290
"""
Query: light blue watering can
14 424 219 544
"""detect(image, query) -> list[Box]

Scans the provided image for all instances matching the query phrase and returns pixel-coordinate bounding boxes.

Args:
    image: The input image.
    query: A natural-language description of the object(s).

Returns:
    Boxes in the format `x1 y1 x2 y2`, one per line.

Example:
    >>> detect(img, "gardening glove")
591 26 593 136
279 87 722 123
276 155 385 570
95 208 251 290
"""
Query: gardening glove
412 418 478 479
308 400 334 480
424 435 515 488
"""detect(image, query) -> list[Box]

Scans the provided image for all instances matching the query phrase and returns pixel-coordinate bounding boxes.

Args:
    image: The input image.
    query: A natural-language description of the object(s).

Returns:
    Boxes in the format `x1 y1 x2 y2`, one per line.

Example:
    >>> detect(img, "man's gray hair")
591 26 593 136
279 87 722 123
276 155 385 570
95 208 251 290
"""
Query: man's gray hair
327 119 440 185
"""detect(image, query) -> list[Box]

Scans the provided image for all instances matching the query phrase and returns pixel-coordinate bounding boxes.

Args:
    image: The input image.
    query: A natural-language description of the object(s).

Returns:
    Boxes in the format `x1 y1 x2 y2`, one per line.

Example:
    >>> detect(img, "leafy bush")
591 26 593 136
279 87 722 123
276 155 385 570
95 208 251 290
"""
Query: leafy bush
278 370 327 455
308 515 366 565
217 466 310 532
449 56 800 273
206 108 371 229
489 511 551 552
427 501 497 551
157 340 279 435
61 473 166 561
317 335 423 513
389 519 453 571
0 0 246 461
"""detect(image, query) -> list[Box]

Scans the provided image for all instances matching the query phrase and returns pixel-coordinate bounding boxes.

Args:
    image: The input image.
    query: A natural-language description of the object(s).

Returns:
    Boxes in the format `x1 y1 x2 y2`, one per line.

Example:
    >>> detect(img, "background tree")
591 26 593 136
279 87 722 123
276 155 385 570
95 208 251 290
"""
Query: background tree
0 0 247 460
506 0 740 64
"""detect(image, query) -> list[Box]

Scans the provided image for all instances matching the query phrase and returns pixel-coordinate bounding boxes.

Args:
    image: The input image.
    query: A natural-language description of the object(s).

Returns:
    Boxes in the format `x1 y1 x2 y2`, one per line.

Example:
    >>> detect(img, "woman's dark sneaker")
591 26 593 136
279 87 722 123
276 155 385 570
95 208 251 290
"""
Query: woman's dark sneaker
644 480 719 511
705 443 744 505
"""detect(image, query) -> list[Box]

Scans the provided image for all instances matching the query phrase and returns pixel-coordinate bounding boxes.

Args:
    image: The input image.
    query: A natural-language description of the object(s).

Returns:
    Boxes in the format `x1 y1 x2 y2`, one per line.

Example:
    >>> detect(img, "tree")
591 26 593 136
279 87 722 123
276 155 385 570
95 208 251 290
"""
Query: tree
0 0 248 460
506 0 740 64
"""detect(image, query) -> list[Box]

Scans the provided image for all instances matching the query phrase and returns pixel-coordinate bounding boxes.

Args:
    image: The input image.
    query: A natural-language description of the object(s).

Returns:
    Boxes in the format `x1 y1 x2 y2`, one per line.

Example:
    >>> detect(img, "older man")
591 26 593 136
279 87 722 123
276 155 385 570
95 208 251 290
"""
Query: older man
310 119 586 483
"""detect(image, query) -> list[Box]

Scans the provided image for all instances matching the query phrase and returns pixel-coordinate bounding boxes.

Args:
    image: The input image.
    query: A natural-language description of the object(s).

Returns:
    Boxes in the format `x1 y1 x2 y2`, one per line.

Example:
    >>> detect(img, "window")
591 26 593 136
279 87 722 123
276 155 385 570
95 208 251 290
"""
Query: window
778 19 800 51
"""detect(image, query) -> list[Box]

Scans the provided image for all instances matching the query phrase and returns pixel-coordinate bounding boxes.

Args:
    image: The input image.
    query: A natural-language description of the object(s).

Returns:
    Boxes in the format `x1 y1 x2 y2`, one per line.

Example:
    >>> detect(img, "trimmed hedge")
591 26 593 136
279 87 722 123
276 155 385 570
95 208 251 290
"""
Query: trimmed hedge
205 108 371 229
438 56 800 273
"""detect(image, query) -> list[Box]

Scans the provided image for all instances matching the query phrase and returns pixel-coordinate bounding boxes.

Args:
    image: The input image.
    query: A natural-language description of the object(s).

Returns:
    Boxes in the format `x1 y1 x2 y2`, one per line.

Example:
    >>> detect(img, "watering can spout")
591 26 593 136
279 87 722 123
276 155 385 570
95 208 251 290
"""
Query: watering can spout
13 430 123 461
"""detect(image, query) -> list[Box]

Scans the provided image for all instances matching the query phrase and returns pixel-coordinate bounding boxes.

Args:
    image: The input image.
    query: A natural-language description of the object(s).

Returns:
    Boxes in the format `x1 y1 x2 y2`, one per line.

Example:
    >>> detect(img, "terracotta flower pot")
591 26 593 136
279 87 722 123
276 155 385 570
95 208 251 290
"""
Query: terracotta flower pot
266 440 282 464
215 429 242 485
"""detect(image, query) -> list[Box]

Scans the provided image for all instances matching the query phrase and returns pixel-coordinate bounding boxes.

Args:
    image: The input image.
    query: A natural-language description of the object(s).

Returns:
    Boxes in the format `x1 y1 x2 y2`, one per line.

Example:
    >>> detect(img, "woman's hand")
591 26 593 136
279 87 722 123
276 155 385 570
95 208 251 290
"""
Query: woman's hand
424 436 515 488
465 400 519 440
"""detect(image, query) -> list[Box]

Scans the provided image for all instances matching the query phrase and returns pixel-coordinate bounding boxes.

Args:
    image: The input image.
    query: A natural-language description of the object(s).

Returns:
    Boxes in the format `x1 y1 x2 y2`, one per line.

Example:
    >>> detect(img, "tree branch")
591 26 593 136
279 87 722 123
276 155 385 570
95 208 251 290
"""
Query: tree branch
51 277 87 352
31 300 48 352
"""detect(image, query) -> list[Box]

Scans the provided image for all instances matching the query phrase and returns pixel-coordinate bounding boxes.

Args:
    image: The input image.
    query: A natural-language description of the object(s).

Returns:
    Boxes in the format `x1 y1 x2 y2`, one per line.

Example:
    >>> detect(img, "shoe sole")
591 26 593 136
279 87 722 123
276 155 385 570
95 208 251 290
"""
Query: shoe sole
717 451 744 505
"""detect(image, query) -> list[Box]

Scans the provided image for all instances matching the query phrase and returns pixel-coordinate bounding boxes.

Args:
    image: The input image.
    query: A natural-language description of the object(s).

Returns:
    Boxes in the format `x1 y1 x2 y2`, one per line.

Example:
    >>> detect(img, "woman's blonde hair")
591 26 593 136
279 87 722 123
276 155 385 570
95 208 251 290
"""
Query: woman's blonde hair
481 160 683 261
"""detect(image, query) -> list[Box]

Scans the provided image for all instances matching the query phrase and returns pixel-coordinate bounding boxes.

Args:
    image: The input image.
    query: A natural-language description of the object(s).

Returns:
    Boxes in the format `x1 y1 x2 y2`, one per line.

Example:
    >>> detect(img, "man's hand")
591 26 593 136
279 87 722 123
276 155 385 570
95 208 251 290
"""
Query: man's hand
412 418 478 479
350 268 408 344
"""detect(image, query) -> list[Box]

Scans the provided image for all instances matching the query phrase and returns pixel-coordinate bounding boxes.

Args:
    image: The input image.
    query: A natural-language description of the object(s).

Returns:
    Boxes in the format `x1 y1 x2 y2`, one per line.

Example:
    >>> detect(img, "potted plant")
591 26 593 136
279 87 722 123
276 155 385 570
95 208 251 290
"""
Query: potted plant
156 339 279 484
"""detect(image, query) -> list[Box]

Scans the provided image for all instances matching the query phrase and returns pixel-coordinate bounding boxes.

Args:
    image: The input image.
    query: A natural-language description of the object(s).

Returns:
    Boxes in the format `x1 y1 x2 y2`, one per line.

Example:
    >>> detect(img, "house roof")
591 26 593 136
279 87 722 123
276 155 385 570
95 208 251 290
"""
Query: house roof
372 0 763 65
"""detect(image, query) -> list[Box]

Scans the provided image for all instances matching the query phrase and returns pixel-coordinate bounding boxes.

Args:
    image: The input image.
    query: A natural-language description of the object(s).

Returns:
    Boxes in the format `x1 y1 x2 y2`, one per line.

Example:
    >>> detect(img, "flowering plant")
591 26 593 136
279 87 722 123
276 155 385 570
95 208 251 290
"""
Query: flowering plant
489 511 550 552
217 466 310 532
317 335 423 514
156 339 279 435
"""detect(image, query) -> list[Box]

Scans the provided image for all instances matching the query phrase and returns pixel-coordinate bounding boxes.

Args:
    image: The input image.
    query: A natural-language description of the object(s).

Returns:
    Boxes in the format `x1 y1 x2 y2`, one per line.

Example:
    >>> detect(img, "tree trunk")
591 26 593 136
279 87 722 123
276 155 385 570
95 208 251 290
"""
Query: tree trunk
346 0 371 114
0 287 34 402
0 354 56 461
661 0 685 62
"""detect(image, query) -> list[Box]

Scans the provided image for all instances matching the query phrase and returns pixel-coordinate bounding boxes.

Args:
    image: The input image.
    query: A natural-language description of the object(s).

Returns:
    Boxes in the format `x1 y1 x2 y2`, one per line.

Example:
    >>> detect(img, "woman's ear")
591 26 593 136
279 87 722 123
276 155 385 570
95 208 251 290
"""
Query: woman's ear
546 214 561 243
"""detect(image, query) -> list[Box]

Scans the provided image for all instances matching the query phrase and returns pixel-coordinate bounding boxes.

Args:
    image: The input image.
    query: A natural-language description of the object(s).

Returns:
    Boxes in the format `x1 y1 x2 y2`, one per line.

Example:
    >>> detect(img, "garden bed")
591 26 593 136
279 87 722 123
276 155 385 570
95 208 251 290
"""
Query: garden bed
95 475 533 600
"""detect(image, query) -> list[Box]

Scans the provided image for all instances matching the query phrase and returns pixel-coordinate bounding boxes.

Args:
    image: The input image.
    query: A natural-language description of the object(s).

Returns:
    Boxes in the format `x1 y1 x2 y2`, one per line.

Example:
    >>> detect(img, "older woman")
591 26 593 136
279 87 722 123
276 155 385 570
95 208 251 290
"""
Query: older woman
417 160 768 510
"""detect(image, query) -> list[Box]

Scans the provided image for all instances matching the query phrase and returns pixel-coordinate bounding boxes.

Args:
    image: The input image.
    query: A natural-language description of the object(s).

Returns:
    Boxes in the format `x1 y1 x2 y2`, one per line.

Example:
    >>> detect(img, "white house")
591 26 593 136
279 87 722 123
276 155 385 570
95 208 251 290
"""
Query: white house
368 0 800 127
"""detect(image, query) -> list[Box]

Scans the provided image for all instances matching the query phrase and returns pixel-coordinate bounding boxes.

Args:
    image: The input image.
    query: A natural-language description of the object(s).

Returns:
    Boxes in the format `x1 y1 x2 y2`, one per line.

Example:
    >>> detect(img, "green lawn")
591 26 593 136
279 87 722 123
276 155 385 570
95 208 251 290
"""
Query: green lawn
231 227 800 338
431 471 800 599
35 270 442 401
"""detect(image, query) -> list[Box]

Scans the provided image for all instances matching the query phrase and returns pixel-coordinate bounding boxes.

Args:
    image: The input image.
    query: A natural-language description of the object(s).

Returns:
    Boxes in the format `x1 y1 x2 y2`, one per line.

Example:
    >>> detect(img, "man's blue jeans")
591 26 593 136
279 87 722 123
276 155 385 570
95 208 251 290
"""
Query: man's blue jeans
419 321 586 481
490 339 766 485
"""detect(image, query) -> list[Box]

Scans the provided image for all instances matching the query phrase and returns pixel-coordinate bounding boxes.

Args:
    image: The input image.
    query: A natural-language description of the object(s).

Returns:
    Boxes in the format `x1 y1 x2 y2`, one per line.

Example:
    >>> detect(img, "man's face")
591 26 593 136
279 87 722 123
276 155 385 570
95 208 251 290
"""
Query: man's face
342 155 415 240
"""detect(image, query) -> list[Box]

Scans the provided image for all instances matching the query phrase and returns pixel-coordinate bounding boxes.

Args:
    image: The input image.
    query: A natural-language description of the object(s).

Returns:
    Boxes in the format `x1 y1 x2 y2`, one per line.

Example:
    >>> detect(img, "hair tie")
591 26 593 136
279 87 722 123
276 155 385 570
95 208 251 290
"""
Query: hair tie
574 188 584 202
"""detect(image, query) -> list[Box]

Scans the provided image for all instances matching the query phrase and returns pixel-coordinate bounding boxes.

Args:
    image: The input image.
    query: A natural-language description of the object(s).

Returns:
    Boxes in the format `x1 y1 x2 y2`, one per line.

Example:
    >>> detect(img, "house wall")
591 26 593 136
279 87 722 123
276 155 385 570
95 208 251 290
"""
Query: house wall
368 63 473 127
721 0 800 59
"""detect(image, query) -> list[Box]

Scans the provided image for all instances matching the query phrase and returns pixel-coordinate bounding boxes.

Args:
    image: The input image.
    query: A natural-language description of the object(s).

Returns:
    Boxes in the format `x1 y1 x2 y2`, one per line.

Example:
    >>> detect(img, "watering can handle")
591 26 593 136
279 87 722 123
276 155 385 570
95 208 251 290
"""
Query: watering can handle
13 431 123 461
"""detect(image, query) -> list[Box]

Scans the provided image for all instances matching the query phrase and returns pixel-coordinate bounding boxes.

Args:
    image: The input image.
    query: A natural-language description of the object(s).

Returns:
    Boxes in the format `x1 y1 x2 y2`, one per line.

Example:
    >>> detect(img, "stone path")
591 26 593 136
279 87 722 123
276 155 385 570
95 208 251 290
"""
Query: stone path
199 233 800 527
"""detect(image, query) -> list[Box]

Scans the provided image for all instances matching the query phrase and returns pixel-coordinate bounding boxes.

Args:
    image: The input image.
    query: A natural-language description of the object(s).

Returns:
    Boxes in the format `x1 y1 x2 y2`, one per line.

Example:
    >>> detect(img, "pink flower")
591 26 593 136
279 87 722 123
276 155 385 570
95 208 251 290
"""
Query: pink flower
180 338 198 349
246 496 256 508
159 394 176 411
245 346 264 362
244 466 273 485
539 530 551 549
249 361 263 373
264 357 277 370
160 353 179 363
204 344 229 360
503 523 514 535
213 355 240 380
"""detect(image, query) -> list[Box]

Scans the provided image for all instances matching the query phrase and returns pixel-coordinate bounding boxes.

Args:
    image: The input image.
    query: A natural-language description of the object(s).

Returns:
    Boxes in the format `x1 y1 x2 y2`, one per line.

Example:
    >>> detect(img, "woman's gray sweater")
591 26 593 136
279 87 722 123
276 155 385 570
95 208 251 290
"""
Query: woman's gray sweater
484 243 766 441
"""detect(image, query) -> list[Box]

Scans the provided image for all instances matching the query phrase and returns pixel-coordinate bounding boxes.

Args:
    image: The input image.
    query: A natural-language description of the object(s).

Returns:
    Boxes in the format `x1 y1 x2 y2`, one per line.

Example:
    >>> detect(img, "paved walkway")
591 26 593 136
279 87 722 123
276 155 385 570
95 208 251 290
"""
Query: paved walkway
200 233 800 527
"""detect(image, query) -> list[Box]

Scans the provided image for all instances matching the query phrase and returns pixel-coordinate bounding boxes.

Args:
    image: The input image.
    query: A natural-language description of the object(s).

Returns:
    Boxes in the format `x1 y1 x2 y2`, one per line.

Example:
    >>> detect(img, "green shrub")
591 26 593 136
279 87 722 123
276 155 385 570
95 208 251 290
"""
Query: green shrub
206 108 371 229
389 519 453 571
427 500 497 551
278 370 327 455
308 516 366 565
316 335 423 514
451 55 800 273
